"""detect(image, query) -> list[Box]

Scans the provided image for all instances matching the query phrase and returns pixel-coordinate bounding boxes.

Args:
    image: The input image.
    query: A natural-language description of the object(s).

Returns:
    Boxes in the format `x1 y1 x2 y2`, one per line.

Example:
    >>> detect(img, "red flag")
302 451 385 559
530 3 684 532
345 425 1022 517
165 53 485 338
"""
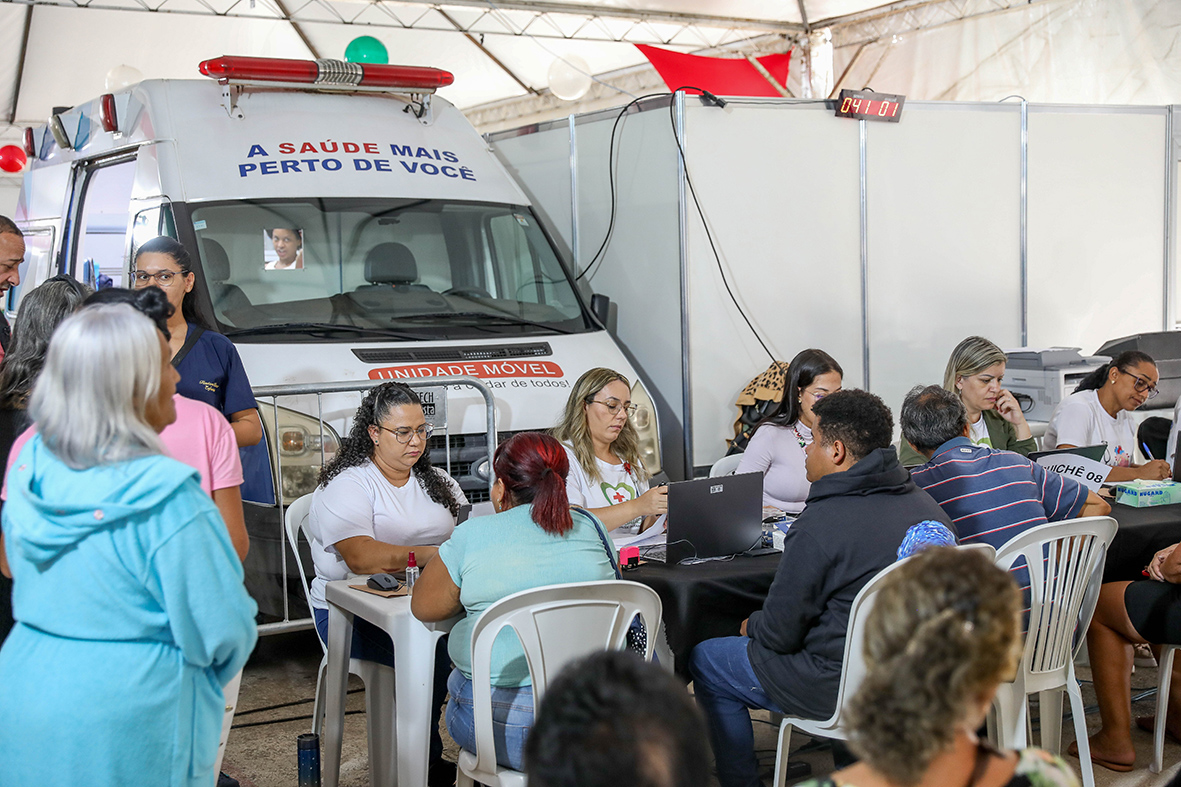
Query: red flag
636 44 791 97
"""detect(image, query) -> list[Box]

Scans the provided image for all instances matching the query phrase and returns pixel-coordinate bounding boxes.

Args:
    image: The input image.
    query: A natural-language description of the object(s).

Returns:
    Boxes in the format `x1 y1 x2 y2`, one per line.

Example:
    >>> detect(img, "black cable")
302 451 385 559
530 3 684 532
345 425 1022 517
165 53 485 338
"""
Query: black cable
665 87 776 364
232 708 363 731
576 91 671 282
234 687 364 717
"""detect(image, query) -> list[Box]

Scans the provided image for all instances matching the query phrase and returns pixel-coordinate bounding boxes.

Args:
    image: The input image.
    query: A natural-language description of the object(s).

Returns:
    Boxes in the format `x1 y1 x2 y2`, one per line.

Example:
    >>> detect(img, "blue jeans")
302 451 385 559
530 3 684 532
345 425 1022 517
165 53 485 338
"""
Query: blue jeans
445 669 534 772
689 636 784 787
313 606 448 763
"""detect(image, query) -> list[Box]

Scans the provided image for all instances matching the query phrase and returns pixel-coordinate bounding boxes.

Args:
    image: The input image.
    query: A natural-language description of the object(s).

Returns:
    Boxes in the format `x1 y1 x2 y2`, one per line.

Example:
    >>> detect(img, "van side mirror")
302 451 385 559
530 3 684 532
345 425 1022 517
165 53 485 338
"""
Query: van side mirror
590 293 616 333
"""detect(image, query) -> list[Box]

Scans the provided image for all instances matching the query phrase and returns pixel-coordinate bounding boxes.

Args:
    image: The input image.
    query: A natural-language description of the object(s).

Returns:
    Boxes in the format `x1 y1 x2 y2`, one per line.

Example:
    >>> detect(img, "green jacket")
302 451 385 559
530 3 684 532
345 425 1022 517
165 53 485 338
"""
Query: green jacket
900 408 1038 467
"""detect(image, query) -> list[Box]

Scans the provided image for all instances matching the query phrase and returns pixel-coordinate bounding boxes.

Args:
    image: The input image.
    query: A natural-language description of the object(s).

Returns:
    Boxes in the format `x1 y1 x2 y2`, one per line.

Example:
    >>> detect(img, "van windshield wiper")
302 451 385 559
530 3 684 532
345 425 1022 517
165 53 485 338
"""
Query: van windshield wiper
226 322 425 340
390 312 576 335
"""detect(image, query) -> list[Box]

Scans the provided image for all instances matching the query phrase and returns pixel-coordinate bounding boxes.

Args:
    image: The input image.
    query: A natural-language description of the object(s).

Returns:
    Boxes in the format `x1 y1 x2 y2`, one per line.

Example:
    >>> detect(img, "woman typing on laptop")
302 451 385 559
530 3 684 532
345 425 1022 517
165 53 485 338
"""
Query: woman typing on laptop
552 368 666 532
1043 351 1171 482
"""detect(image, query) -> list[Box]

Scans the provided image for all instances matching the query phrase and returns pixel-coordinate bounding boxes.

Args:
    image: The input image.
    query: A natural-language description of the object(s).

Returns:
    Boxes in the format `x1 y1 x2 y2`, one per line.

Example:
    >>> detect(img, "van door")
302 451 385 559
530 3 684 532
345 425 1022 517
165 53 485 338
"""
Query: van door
63 155 137 287
5 226 57 317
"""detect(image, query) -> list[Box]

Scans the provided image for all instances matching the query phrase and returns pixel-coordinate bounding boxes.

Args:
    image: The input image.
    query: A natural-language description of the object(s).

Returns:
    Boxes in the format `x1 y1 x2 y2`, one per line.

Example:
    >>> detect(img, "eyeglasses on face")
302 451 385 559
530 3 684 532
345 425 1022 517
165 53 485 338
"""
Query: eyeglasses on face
374 424 435 443
1118 368 1159 399
586 397 638 417
132 270 181 286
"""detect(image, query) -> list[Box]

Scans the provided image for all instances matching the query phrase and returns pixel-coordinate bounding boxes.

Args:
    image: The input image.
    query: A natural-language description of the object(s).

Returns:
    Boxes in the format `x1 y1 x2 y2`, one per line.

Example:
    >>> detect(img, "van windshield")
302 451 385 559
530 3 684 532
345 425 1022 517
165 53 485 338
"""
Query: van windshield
184 198 589 340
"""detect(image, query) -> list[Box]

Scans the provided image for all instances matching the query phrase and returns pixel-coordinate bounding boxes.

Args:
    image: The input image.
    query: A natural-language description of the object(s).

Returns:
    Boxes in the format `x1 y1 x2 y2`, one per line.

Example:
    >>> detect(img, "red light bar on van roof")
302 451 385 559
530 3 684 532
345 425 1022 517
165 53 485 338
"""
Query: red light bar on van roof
198 56 454 91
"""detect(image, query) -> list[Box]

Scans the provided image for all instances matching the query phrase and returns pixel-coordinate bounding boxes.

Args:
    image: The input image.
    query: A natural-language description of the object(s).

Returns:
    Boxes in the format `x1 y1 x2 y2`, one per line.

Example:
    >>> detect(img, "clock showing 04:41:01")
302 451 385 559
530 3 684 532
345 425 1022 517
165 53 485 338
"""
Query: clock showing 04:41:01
834 89 906 123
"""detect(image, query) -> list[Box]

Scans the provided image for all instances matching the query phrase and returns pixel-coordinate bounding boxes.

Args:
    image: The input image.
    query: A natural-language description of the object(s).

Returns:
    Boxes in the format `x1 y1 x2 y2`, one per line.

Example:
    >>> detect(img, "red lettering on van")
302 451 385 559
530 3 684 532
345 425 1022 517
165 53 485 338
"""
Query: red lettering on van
369 361 564 380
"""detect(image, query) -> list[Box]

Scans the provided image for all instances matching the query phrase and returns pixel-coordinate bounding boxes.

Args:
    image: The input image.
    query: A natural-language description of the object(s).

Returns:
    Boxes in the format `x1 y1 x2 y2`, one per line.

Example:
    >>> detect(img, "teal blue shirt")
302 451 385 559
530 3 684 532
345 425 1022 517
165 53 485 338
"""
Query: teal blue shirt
439 504 615 687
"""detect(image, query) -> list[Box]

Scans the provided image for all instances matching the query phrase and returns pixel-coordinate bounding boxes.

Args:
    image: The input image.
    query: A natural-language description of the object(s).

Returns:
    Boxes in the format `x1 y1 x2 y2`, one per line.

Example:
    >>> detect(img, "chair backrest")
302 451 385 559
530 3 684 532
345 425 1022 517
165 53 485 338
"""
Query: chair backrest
993 516 1117 678
283 494 319 649
466 580 662 775
821 556 914 730
709 453 744 478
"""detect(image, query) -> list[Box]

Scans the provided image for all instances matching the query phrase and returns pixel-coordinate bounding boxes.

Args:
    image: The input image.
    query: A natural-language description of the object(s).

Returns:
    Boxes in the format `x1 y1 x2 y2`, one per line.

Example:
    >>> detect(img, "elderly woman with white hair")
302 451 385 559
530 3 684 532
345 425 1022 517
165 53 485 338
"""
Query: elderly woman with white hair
0 304 258 787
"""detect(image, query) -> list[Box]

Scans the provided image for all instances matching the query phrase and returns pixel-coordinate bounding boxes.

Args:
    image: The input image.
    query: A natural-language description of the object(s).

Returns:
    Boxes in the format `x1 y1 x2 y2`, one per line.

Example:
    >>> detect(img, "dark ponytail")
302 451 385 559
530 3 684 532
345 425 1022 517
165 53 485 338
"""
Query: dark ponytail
494 432 573 535
1074 350 1156 393
318 381 460 517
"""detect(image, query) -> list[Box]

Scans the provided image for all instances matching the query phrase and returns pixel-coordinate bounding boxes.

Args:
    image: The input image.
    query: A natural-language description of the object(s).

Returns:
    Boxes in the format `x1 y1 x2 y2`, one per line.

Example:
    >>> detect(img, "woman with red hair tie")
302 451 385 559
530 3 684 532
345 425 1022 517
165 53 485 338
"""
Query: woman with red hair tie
413 431 617 770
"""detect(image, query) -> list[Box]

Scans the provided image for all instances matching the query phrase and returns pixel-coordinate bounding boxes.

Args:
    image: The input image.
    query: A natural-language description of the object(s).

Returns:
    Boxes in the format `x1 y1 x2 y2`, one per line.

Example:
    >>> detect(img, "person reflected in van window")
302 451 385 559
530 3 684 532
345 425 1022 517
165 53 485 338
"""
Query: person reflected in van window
265 228 303 270
132 237 263 450
552 368 666 533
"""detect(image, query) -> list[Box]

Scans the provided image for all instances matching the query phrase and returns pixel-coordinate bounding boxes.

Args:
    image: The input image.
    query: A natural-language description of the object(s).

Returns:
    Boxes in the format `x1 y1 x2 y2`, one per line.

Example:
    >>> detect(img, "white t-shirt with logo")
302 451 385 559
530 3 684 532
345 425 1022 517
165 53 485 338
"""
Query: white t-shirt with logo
307 461 466 608
562 443 650 531
1043 389 1138 468
968 415 992 448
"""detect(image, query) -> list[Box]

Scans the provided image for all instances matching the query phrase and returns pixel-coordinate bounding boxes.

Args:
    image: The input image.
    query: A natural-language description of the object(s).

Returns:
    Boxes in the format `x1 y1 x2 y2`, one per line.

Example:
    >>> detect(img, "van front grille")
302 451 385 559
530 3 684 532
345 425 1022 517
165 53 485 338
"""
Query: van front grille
352 343 552 365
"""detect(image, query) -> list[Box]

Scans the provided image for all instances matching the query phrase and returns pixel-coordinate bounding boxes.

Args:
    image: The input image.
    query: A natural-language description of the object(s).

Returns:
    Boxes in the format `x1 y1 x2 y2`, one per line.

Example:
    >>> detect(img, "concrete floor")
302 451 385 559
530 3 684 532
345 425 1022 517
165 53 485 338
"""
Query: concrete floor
220 630 1181 787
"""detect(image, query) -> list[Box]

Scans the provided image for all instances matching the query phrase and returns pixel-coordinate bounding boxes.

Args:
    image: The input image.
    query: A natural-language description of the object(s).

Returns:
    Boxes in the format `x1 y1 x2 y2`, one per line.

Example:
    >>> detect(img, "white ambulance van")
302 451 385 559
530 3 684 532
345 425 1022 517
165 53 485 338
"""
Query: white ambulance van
13 56 660 623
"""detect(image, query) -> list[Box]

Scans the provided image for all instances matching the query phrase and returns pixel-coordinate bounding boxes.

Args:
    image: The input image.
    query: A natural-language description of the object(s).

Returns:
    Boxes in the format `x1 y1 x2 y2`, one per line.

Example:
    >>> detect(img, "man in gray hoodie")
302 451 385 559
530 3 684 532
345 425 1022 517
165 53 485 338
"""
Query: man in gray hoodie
689 389 954 787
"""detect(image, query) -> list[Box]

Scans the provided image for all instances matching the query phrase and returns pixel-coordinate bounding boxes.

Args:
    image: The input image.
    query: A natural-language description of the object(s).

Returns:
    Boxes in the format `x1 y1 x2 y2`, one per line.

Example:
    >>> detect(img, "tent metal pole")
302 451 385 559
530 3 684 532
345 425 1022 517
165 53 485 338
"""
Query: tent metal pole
1020 99 1028 346
676 91 693 478
569 115 580 271
1165 106 1174 331
859 118 870 390
9 6 33 125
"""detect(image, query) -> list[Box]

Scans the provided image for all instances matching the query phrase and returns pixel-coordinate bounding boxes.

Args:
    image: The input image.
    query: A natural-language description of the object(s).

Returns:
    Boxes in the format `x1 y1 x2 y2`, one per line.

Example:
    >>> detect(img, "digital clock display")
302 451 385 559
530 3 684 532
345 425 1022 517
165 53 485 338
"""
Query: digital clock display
834 89 905 123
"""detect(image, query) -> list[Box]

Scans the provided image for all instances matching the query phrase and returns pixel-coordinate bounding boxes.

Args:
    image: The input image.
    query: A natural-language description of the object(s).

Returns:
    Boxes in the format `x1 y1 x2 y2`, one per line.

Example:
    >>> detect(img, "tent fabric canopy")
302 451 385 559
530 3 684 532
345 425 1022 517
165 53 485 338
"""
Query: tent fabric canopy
637 44 791 97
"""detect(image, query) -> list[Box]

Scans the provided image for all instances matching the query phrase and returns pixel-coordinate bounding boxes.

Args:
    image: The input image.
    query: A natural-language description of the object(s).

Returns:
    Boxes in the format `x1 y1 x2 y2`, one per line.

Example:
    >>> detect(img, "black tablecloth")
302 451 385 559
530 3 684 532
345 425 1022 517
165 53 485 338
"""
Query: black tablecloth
629 554 780 674
1106 503 1181 582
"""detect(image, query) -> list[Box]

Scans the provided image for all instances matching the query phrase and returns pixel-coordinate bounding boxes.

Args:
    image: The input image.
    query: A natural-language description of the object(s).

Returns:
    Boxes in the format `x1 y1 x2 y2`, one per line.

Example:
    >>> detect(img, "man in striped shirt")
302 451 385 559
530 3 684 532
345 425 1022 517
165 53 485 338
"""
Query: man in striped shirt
902 385 1110 592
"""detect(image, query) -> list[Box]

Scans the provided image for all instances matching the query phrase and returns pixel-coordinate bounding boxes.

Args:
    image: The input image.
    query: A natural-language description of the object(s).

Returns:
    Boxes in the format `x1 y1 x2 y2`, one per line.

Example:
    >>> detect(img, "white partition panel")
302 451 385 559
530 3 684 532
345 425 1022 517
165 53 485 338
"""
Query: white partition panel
866 103 1023 416
491 127 575 259
684 100 862 467
1027 107 1168 353
574 106 687 476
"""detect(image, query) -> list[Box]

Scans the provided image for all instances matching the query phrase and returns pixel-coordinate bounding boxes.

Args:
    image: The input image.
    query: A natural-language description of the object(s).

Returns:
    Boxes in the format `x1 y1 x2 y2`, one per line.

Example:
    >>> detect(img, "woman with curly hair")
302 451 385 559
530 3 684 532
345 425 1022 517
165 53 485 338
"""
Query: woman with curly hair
796 547 1078 787
552 367 666 532
307 381 464 784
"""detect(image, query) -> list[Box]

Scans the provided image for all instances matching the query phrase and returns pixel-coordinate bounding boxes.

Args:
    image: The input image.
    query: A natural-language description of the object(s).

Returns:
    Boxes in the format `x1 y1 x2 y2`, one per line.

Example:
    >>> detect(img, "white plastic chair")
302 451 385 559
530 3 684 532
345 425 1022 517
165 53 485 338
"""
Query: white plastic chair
285 493 398 787
709 453 744 478
770 556 914 786
456 580 663 787
990 516 1117 787
1151 644 1181 773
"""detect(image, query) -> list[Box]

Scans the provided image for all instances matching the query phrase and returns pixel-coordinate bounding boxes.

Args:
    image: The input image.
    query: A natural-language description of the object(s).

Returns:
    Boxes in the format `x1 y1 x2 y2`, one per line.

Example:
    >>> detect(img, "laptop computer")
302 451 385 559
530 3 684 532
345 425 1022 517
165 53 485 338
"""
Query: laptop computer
646 471 768 564
1028 444 1107 463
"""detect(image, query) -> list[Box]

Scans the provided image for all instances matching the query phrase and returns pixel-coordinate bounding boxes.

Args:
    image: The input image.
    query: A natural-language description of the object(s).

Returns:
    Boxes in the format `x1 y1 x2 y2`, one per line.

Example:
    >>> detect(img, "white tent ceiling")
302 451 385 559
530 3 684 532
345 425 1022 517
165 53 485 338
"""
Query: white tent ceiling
0 0 1179 208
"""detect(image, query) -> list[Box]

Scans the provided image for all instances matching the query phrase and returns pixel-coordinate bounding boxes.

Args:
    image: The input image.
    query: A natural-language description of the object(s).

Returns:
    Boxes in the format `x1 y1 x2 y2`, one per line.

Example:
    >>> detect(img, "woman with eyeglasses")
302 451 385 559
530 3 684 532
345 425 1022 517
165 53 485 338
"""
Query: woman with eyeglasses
307 381 464 783
552 367 667 532
1044 350 1170 481
737 349 842 513
899 336 1036 467
132 237 262 451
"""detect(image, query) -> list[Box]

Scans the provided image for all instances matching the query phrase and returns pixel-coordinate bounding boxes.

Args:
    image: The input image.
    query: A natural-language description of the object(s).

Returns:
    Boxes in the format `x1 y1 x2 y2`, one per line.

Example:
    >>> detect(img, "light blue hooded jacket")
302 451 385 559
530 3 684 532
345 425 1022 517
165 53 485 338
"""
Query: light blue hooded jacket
0 434 258 787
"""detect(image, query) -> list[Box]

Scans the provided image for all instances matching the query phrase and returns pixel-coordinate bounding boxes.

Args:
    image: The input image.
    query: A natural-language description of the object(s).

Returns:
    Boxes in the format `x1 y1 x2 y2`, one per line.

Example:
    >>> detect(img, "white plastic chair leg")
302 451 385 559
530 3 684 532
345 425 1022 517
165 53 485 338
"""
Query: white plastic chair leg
772 720 794 787
992 683 1027 749
1039 688 1064 753
215 669 244 777
1152 646 1179 774
1066 678 1095 787
359 661 397 787
312 657 328 736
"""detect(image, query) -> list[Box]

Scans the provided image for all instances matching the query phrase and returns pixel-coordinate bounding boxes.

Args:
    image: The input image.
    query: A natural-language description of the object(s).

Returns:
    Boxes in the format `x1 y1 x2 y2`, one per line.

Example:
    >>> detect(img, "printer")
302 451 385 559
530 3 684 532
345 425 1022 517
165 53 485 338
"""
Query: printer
1004 348 1109 422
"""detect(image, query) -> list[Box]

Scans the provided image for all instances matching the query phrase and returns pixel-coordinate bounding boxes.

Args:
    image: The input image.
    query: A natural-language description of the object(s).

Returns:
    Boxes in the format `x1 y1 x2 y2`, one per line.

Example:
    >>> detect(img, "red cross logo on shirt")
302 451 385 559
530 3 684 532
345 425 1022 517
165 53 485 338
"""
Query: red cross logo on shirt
612 490 625 503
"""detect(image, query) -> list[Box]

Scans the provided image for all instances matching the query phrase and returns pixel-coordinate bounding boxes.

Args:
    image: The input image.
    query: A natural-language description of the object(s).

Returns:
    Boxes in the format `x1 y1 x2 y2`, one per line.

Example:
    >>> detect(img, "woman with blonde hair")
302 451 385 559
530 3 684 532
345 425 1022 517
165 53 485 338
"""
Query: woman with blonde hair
552 367 666 532
796 547 1078 787
900 337 1036 466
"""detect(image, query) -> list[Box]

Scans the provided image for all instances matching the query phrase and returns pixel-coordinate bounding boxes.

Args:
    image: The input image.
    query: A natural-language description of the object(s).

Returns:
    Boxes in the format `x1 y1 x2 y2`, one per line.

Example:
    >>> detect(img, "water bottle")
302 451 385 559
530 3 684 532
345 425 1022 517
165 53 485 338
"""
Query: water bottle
406 550 420 593
297 733 321 787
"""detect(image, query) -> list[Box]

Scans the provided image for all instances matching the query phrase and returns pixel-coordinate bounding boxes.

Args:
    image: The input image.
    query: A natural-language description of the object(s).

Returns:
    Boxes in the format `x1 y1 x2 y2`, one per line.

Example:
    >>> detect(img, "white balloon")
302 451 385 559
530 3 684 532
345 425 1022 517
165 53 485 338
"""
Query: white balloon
105 65 143 92
547 55 592 102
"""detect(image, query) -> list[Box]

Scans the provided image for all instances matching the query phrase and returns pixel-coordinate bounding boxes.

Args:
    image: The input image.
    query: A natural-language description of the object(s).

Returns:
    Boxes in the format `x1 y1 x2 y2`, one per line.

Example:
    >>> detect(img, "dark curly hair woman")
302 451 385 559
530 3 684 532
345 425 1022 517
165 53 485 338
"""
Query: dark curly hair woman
306 381 465 784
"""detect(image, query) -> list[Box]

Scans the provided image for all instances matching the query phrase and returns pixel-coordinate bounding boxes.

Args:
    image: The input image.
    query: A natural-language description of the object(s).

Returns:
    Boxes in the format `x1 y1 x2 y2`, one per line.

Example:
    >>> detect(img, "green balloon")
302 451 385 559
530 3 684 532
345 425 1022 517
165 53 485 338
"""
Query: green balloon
345 36 389 65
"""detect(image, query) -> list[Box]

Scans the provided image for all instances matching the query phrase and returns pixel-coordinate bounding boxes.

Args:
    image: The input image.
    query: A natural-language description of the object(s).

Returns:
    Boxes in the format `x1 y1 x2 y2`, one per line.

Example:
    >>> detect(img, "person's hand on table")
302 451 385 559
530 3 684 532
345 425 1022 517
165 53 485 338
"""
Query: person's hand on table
1136 460 1172 481
739 618 748 637
1148 544 1180 582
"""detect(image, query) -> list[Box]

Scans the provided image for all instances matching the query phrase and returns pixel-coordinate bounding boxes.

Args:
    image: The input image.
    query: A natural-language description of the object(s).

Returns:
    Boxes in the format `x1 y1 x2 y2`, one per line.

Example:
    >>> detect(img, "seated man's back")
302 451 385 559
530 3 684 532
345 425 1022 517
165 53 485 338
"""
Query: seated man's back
901 385 1108 595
